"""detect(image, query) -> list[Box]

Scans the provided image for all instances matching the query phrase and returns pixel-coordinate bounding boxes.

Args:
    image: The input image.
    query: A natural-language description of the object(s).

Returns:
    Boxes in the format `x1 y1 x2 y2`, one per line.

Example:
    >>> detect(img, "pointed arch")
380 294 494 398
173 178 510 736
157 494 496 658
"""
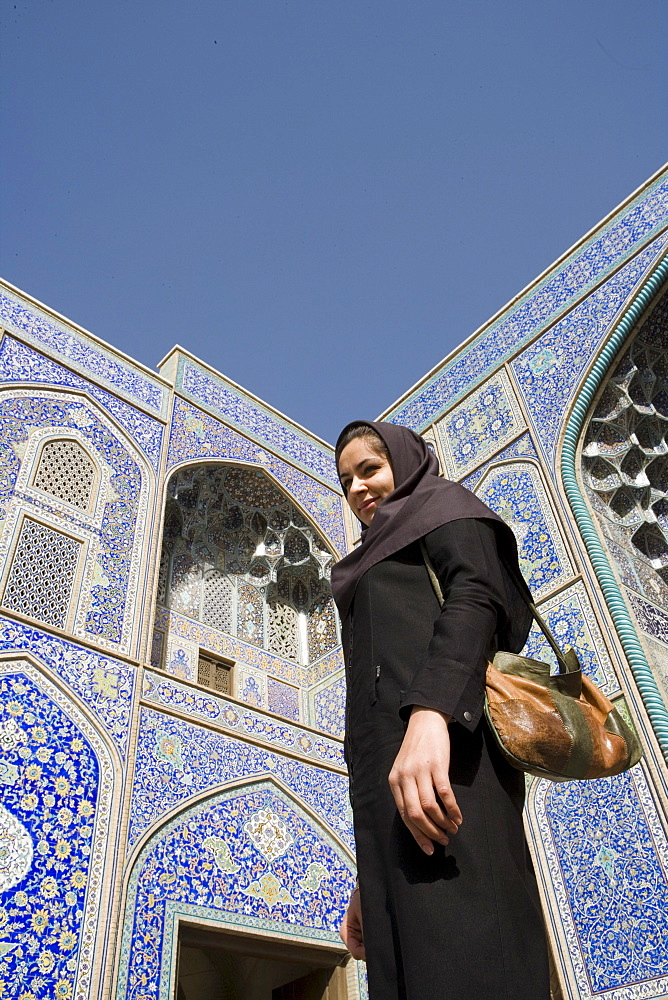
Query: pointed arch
560 251 668 763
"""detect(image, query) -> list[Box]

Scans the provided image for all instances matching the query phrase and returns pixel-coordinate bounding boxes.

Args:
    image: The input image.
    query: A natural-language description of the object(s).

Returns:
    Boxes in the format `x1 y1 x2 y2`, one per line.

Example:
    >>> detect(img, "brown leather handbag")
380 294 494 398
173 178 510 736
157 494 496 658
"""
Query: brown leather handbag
421 542 643 782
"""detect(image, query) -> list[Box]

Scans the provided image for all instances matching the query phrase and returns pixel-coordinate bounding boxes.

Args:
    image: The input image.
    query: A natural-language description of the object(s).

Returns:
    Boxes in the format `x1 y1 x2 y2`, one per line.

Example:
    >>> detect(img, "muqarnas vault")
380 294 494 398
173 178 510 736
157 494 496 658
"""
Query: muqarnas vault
1 164 668 1000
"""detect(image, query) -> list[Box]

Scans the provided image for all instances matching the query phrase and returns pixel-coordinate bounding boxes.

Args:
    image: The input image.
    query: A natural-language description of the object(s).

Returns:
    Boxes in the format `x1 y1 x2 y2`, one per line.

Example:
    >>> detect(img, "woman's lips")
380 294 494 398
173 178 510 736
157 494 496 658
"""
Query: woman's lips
359 497 377 513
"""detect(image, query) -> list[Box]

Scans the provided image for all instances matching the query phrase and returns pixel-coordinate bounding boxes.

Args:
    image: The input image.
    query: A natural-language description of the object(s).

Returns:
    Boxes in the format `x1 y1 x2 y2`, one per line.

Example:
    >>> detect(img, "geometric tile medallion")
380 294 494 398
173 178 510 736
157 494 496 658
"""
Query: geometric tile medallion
117 781 356 1000
475 461 573 597
527 765 668 999
523 581 619 696
435 370 525 479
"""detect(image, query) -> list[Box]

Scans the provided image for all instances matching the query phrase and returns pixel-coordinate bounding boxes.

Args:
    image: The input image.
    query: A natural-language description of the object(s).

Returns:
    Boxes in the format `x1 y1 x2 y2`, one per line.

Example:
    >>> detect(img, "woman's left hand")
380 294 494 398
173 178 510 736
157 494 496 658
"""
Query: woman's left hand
388 706 463 854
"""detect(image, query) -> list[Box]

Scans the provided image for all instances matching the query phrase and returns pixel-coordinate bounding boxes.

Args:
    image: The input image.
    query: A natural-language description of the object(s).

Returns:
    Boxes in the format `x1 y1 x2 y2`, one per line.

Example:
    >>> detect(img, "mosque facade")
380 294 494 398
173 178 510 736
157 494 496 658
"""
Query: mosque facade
0 164 668 1000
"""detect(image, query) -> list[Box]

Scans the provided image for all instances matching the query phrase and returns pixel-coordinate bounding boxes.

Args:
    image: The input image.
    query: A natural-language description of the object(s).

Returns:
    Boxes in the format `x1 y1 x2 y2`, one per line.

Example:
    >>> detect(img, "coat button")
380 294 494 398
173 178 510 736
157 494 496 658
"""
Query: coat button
375 665 381 680
464 711 472 722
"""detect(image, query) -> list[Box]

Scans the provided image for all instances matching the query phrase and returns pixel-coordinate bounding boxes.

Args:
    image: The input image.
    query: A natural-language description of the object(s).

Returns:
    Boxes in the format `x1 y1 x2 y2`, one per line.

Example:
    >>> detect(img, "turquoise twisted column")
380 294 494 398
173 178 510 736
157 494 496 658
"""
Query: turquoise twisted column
561 250 668 765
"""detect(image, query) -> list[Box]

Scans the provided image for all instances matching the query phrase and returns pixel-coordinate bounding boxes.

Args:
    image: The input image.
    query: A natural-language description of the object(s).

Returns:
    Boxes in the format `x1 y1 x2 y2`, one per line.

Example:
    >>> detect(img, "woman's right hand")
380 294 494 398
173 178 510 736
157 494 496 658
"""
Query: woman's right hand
339 886 365 960
388 706 462 854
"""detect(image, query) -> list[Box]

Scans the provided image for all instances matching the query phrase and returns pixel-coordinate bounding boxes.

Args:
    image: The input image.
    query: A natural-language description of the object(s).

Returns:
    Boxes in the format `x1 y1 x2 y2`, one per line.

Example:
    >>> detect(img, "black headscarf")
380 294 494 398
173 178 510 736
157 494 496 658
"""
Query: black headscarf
330 420 533 651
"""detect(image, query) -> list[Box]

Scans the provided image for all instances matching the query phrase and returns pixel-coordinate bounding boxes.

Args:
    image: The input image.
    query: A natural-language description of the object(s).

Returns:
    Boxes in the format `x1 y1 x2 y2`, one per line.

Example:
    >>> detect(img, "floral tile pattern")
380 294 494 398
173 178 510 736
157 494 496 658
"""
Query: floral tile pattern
523 582 619 696
474 461 574 597
527 766 668 999
386 195 668 430
178 356 339 487
0 392 150 653
435 371 526 478
117 781 355 1000
512 238 667 463
129 705 349 847
0 336 164 471
141 669 345 769
267 677 300 722
0 617 134 757
0 289 167 416
0 661 116 1000
310 672 346 739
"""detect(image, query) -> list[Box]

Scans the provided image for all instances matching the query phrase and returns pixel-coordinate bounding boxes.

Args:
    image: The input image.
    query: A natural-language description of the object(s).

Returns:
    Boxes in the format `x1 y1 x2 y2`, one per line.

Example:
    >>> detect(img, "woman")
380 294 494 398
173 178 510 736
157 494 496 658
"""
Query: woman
331 420 550 1000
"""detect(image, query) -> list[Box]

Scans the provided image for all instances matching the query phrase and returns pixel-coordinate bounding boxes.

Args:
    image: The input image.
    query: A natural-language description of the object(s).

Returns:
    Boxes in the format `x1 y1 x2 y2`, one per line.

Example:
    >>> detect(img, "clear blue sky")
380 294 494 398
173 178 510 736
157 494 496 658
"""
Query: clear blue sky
2 1 667 444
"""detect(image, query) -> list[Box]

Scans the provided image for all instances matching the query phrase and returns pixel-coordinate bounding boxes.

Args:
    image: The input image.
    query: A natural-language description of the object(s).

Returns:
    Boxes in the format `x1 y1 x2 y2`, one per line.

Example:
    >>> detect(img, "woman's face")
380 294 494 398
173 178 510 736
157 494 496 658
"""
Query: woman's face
338 437 395 526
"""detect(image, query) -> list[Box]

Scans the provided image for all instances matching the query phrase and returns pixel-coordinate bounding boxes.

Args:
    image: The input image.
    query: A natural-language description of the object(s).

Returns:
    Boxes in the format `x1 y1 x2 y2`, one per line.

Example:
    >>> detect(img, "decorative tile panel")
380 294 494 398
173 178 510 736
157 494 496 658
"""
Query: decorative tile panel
167 398 347 556
435 371 525 478
141 671 345 770
475 462 573 597
267 677 300 722
129 707 350 846
164 635 198 684
154 607 307 686
0 661 116 1000
178 355 339 487
527 766 668 998
0 336 164 470
236 663 267 710
523 582 619 696
0 392 149 652
461 432 540 491
643 635 668 708
0 289 167 415
117 781 355 1000
0 616 134 757
512 239 667 463
385 199 668 430
311 671 346 740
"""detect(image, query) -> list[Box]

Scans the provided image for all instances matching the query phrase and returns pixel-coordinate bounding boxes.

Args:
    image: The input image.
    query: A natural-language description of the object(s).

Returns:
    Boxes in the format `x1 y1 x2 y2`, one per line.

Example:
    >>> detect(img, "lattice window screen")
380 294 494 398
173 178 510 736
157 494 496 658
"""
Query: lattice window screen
3 520 81 629
267 601 300 662
201 570 234 633
197 655 231 694
32 440 96 511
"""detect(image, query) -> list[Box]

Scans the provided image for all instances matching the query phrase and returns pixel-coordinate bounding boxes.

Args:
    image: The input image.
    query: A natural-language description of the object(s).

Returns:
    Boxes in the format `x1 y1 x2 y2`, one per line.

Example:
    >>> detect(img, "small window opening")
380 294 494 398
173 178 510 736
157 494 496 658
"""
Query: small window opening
197 652 233 695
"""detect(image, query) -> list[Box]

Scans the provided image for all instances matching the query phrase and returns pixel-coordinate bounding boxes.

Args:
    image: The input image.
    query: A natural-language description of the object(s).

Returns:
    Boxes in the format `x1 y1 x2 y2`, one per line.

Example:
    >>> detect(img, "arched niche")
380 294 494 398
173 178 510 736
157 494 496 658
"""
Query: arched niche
157 463 340 666
115 777 359 1000
580 284 668 607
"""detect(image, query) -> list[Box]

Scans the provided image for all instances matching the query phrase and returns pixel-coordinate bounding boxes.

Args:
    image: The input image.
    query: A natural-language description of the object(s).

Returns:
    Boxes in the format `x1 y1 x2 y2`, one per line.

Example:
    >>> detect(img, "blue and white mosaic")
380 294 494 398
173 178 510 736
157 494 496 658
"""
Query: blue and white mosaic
167 398 347 556
524 582 619 696
386 199 668 430
118 781 354 1000
310 672 346 740
141 672 345 771
0 288 166 416
435 371 525 479
512 238 668 463
475 462 574 597
267 677 300 722
178 355 339 487
0 616 134 756
460 432 540 491
0 336 164 471
0 661 116 1000
528 766 668 998
129 708 351 848
0 392 149 651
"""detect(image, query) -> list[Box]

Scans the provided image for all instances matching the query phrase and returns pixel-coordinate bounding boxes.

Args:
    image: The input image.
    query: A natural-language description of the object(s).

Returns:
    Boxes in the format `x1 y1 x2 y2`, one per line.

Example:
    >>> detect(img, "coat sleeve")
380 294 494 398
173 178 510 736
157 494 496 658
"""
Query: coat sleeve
398 519 511 732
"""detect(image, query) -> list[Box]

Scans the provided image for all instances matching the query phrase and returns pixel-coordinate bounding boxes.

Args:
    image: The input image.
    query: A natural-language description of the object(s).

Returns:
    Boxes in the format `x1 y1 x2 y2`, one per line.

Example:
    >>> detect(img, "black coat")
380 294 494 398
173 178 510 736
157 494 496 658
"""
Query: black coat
343 519 550 1000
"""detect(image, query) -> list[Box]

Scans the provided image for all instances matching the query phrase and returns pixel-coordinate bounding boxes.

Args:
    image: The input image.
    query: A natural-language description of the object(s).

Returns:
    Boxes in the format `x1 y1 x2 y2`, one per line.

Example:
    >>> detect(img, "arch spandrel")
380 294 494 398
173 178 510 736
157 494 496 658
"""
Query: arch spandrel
116 779 356 1000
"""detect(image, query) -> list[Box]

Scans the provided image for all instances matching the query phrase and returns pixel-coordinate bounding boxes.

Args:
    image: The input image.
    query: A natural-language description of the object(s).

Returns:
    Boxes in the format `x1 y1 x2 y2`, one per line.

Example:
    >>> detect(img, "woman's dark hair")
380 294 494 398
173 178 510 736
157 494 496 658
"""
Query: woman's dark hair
335 422 390 469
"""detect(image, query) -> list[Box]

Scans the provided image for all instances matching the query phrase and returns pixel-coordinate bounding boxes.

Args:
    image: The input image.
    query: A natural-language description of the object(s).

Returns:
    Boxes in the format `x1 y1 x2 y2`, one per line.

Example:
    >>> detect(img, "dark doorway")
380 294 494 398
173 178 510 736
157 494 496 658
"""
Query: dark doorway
176 923 349 1000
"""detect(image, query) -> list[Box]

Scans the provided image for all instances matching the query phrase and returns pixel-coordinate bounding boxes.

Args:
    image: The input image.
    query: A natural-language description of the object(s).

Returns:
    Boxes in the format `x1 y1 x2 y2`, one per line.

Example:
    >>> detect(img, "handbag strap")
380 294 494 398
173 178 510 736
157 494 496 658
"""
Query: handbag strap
419 539 572 674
